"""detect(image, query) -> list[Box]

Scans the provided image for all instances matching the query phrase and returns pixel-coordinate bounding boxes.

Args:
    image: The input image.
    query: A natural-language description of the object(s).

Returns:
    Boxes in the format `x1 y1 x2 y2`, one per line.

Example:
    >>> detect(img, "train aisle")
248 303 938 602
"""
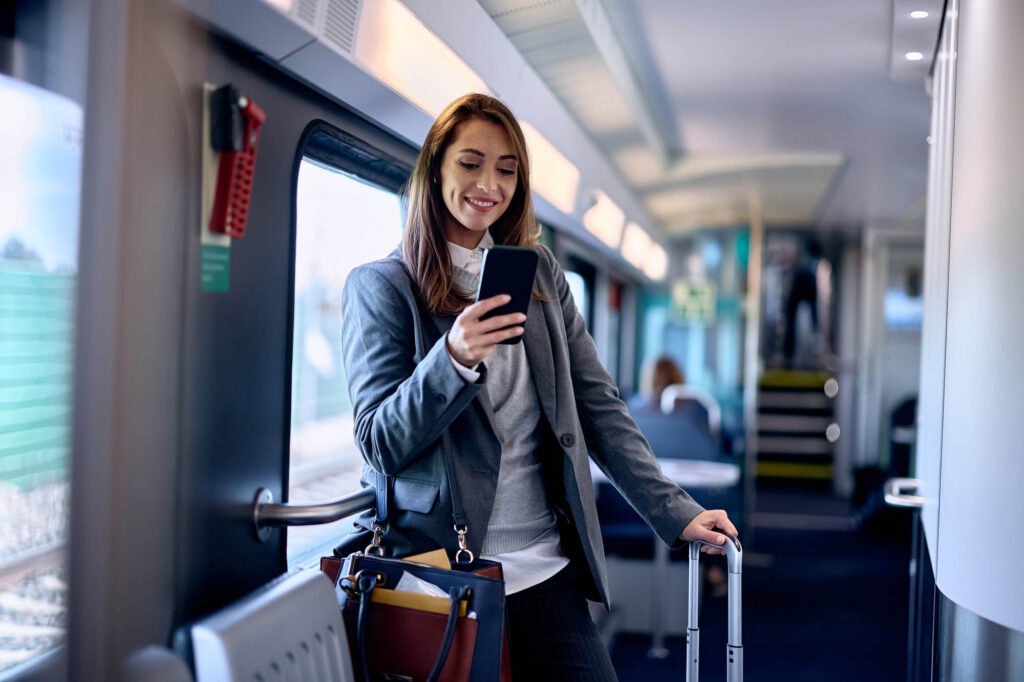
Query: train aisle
611 484 911 681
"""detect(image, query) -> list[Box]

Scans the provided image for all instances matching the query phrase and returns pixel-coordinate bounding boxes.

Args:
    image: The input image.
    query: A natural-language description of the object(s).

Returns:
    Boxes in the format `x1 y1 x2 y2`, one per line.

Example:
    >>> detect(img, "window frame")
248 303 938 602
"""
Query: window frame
283 119 414 564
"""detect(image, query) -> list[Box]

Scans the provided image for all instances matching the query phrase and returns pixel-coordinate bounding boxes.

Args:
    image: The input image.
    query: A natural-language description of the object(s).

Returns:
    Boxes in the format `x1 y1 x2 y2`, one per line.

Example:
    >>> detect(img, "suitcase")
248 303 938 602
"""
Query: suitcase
686 532 743 682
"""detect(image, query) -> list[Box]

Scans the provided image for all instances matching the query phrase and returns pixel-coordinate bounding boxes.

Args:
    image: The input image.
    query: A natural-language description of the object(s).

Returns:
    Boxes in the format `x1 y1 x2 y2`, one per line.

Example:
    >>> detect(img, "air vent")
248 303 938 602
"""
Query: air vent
322 0 363 56
485 0 565 21
294 0 318 28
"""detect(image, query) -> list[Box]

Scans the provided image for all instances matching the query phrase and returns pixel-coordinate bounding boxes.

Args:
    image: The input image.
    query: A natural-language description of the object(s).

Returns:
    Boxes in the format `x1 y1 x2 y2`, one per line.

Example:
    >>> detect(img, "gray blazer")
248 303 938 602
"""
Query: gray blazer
340 244 704 605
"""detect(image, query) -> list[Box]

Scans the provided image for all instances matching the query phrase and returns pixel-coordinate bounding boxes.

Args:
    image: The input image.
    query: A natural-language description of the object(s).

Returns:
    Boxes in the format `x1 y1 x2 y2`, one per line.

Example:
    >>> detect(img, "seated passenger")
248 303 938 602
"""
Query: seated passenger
629 355 710 433
339 93 737 680
627 354 684 415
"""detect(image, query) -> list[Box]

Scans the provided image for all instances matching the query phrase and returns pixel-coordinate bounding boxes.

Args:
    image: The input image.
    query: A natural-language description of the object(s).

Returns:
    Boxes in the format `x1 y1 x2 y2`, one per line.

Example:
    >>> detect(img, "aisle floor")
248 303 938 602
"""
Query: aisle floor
610 484 912 681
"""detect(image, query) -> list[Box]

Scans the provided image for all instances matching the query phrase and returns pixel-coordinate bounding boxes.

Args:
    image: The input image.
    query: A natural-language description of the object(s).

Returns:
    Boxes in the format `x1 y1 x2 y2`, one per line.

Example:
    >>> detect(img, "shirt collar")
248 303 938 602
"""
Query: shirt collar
447 230 494 272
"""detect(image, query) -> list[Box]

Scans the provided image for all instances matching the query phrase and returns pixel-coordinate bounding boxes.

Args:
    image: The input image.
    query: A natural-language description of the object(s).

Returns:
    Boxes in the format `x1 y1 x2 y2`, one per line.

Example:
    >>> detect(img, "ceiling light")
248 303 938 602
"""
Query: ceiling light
262 0 294 11
643 243 668 281
520 121 580 215
910 10 929 19
905 51 925 61
620 222 652 271
355 0 488 117
582 190 625 249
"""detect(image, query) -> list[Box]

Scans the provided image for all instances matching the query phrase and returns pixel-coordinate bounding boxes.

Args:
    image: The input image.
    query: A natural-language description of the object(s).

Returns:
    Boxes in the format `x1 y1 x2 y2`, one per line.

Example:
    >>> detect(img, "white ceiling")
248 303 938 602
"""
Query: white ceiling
478 0 943 236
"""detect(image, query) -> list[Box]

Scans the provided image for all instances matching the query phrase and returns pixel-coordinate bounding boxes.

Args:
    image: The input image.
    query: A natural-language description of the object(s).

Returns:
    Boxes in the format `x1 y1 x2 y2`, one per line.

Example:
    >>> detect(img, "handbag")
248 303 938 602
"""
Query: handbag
322 467 512 682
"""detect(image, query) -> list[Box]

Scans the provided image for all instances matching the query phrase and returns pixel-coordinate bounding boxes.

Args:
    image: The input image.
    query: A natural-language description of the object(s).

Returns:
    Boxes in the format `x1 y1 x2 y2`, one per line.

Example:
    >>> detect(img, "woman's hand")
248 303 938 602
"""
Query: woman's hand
680 509 739 556
446 294 526 367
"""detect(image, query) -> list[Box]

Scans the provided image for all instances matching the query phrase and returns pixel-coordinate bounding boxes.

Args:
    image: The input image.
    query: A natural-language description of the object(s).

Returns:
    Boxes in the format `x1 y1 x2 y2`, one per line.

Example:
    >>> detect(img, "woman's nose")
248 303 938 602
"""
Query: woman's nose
476 168 498 192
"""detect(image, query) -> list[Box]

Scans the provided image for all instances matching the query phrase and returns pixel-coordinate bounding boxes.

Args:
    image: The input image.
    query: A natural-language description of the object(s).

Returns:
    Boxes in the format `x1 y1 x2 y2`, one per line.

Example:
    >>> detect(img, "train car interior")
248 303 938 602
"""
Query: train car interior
1 0 1022 680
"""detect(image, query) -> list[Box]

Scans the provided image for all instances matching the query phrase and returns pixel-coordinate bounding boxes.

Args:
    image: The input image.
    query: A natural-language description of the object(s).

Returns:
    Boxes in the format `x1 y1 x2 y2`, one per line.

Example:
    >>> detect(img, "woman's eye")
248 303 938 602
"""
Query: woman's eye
458 161 479 170
498 168 516 176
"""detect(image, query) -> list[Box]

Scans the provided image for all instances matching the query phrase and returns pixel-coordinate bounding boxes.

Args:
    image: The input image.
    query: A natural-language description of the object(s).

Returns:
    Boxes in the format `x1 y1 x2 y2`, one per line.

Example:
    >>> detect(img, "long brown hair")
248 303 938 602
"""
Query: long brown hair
402 93 539 315
641 355 686 397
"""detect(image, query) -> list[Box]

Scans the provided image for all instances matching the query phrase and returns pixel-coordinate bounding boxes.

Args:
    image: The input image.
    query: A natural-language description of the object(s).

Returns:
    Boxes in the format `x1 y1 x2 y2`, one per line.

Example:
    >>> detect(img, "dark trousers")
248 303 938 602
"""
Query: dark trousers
505 564 618 681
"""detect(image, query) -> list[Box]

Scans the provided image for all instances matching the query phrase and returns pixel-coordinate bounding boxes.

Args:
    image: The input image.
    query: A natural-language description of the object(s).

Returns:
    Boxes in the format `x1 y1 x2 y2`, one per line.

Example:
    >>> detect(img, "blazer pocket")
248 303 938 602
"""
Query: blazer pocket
393 477 439 514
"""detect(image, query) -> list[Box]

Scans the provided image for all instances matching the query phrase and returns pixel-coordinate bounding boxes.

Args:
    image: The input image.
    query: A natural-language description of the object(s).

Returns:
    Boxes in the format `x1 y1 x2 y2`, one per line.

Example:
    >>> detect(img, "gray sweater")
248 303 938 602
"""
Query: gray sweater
478 340 559 555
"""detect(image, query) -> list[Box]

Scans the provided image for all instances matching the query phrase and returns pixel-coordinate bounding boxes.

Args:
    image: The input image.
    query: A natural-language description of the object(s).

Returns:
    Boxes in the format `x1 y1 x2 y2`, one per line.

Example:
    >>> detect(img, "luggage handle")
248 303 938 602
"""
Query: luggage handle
687 530 742 682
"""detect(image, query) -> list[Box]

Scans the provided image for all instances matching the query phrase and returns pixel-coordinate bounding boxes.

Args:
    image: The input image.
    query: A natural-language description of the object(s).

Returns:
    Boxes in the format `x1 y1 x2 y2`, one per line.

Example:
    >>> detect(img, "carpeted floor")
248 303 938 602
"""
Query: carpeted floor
610 484 912 681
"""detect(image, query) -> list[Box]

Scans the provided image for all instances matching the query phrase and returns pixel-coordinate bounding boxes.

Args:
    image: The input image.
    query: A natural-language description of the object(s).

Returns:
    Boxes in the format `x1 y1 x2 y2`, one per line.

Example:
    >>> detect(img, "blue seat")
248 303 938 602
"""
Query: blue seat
597 407 738 559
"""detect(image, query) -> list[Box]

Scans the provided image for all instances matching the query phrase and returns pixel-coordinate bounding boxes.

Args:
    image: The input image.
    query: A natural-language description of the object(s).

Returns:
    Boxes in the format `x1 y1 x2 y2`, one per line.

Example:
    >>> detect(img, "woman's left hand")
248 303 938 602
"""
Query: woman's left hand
680 510 739 556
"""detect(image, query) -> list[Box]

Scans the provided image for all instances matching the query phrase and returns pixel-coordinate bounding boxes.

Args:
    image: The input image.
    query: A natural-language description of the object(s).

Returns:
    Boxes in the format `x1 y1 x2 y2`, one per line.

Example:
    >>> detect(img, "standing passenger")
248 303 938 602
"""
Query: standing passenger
340 93 737 680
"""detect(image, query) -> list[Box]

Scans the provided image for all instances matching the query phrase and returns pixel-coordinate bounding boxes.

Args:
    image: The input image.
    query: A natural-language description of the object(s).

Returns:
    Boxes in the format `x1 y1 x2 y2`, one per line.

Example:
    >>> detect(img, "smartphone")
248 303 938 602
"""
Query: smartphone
474 245 540 345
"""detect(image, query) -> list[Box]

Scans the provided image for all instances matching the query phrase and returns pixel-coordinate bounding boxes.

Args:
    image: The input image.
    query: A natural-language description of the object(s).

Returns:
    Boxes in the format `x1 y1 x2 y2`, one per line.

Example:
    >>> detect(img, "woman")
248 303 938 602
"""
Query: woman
628 354 687 414
340 93 737 680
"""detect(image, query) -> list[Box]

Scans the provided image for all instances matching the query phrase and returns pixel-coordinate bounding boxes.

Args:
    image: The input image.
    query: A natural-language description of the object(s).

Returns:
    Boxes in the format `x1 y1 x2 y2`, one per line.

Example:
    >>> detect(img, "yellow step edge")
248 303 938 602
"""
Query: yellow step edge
756 462 834 479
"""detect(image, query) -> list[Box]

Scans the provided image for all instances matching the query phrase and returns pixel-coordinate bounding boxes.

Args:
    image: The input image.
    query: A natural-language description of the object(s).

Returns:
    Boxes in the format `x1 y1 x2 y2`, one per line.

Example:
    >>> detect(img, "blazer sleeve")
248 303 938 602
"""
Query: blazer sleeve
341 263 484 475
540 246 706 547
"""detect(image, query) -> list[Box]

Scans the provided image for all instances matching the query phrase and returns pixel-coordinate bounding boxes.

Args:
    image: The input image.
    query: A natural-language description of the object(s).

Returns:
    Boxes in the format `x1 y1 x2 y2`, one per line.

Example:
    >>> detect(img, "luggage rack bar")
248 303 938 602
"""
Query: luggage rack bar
252 487 375 541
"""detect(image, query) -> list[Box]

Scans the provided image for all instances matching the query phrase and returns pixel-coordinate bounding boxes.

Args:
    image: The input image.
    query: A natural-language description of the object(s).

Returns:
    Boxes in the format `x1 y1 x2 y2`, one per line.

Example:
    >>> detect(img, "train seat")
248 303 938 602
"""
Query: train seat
185 569 354 681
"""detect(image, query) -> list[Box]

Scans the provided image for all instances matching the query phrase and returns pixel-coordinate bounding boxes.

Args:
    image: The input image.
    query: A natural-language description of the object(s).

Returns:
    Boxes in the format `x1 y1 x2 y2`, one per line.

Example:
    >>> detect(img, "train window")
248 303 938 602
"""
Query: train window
0 74 82 674
287 156 403 566
565 255 597 331
564 271 589 329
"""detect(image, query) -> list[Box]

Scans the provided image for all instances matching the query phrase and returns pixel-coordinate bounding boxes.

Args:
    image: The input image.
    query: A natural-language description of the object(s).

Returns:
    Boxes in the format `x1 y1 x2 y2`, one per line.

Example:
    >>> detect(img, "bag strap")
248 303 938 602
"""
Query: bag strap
354 571 469 682
372 257 474 563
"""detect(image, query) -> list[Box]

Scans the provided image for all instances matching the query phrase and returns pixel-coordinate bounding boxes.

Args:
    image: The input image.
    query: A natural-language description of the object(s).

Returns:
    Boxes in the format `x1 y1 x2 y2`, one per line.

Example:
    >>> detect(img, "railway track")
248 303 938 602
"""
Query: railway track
0 479 69 674
0 546 66 674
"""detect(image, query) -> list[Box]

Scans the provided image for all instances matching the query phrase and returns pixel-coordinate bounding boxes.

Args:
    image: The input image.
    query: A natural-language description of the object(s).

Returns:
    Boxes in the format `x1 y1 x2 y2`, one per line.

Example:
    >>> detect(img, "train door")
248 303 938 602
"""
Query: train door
57 4 419 678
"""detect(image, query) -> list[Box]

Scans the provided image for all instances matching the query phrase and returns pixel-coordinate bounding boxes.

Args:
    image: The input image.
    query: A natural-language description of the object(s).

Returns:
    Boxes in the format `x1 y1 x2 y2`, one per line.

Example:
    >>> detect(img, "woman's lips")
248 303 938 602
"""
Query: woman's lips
465 196 498 212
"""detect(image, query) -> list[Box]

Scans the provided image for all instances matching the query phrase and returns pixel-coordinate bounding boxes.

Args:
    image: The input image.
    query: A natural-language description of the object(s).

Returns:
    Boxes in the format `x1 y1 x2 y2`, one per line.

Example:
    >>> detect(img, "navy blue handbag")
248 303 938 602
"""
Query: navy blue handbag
332 551 507 682
324 464 510 682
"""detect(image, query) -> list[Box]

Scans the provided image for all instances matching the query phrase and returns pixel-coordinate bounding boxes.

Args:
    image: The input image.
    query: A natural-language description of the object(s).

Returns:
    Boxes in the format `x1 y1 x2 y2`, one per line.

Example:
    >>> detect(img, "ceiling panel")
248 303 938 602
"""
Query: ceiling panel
476 0 937 233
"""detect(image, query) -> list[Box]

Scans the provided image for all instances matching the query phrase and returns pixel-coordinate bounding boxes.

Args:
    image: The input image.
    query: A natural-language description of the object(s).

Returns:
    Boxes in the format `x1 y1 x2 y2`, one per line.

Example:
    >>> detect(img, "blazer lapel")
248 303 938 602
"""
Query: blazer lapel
523 296 557 426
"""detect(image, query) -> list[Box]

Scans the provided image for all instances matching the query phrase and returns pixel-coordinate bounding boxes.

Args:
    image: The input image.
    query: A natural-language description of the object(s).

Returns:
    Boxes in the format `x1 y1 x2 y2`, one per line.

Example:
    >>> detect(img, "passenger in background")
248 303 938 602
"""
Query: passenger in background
627 354 685 415
629 355 711 436
340 93 737 681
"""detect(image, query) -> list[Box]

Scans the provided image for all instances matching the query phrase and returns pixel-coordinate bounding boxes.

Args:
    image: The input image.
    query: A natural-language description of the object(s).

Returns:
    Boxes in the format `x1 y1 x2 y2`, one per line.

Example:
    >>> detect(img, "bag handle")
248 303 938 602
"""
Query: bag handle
354 570 470 682
368 258 475 564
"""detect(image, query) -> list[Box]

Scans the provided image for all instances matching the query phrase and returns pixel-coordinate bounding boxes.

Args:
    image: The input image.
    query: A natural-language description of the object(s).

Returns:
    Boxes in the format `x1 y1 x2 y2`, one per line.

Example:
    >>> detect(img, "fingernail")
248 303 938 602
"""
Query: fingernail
717 535 725 544
503 295 511 301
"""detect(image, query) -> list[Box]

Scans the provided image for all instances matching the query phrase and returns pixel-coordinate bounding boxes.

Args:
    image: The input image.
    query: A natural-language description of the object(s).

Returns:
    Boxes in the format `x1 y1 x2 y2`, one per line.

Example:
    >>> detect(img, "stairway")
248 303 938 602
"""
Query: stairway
756 370 837 482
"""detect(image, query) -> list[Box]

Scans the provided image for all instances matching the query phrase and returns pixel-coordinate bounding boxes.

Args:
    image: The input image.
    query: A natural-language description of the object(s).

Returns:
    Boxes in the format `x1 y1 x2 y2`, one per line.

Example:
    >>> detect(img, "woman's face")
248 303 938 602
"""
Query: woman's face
437 117 519 248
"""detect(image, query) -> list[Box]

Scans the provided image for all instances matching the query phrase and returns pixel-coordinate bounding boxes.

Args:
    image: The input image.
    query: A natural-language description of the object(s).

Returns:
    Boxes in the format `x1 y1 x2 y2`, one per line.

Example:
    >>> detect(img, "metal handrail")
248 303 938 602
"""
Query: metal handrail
252 487 375 541
884 477 924 509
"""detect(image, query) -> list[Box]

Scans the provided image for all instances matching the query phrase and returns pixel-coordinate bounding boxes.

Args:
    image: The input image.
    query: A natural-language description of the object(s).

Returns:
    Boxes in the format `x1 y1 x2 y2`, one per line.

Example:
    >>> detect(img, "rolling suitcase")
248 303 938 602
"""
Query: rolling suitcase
686 532 743 682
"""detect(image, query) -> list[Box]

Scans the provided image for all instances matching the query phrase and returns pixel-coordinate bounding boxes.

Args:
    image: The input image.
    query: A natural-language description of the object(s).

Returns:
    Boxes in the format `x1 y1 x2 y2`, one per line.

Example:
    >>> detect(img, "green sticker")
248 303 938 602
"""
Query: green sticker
201 244 230 292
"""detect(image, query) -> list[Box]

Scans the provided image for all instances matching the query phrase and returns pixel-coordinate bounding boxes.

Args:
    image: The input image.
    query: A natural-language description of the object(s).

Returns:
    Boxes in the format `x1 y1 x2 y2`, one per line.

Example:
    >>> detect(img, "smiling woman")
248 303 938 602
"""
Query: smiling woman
337 92 736 681
402 94 539 316
438 118 519 246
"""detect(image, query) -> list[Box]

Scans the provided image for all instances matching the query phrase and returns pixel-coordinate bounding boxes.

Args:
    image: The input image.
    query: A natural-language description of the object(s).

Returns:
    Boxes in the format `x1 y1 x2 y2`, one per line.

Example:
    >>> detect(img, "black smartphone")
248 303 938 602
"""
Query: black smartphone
474 245 540 344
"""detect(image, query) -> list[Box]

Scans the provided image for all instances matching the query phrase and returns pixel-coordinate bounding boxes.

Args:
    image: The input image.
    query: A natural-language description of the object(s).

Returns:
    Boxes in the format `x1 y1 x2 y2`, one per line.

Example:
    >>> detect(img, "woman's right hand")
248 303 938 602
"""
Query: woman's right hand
446 294 526 367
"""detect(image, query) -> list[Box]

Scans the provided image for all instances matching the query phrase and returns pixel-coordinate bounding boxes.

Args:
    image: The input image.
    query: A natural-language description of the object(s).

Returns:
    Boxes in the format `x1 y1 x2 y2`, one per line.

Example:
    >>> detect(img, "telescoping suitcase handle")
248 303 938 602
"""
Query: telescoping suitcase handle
686 530 742 682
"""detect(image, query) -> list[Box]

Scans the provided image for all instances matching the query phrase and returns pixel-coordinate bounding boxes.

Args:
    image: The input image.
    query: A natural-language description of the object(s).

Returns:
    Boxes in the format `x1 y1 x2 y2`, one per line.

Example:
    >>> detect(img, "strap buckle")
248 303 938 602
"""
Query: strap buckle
454 525 474 565
364 521 385 556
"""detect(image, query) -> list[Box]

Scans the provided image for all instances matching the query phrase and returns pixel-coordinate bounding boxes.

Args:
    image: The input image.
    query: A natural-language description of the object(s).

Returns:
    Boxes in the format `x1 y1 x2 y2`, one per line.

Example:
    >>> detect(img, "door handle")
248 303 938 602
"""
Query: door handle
884 477 924 509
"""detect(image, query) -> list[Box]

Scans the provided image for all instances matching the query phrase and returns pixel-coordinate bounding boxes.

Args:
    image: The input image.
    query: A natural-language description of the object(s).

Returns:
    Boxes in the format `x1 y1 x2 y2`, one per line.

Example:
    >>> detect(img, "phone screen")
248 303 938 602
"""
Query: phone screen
475 246 540 344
